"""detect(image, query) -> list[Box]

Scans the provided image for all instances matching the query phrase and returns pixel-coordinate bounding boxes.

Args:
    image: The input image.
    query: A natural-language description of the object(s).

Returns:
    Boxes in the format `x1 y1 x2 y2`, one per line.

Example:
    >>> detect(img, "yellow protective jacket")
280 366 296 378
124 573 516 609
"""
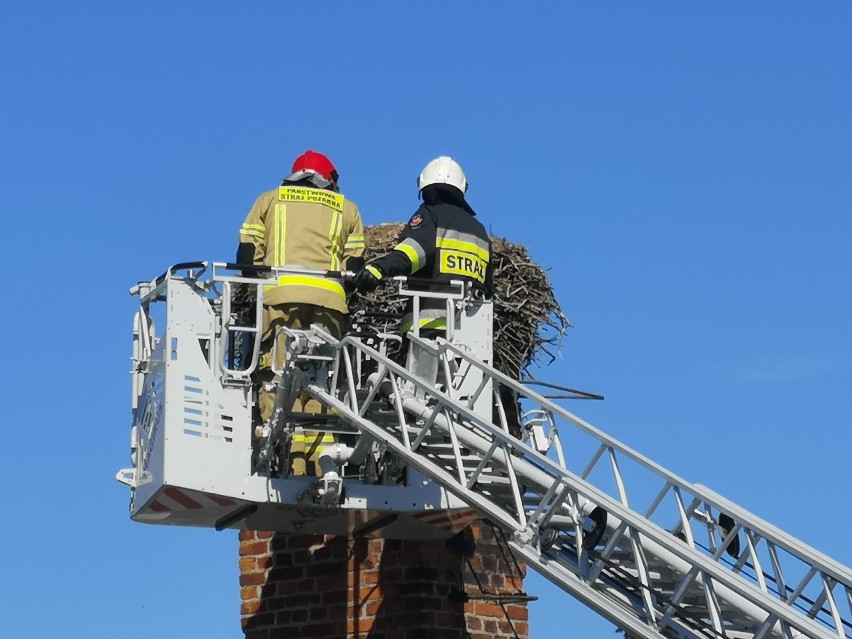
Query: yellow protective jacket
239 185 366 313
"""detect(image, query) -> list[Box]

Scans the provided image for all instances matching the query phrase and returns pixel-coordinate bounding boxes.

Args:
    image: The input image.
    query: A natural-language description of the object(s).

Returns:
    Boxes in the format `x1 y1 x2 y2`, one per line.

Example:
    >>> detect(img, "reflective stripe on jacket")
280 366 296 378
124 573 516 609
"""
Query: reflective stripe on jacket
239 186 366 313
369 201 491 288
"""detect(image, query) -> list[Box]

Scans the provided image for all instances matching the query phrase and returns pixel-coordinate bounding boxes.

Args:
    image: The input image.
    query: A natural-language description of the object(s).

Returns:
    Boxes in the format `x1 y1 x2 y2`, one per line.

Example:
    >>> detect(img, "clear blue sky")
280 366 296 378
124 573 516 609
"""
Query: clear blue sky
1 2 849 638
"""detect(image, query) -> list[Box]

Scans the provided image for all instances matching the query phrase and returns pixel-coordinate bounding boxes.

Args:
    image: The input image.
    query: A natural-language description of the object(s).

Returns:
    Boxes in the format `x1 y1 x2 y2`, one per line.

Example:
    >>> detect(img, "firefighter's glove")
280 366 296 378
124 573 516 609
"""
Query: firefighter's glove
354 266 382 294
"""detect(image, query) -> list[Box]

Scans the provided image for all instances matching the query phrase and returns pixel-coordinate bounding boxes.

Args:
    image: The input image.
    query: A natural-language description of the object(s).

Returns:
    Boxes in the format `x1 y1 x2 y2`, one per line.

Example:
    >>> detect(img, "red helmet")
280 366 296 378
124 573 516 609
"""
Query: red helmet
288 150 338 184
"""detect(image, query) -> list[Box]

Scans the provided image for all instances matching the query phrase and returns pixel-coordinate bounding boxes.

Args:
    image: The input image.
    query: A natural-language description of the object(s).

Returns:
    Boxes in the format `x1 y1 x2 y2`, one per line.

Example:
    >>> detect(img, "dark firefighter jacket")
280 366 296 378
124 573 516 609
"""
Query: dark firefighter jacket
366 184 492 331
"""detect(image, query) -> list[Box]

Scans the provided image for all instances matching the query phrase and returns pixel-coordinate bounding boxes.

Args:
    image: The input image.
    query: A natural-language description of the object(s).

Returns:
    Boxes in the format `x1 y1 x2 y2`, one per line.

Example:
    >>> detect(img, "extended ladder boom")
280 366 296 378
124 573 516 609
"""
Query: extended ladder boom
301 326 851 639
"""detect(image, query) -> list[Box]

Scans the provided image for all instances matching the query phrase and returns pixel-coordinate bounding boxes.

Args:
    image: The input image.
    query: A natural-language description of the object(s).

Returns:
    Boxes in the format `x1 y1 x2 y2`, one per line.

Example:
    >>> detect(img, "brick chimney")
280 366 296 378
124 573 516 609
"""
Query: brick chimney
240 521 530 638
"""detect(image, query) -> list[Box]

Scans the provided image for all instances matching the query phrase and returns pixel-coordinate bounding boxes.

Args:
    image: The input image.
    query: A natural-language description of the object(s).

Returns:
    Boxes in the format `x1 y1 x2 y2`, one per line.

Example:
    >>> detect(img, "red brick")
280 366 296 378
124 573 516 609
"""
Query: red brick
364 599 382 616
280 592 322 607
248 612 275 628
273 580 298 596
273 610 290 625
350 553 379 570
506 575 524 590
435 610 463 627
262 597 287 612
481 556 499 572
505 603 528 620
309 605 328 621
240 571 268 587
346 617 374 634
240 585 260 601
272 552 292 567
299 622 338 636
313 575 345 591
320 589 347 606
269 625 297 638
240 540 270 557
357 585 382 601
240 599 262 615
354 570 379 586
266 565 303 581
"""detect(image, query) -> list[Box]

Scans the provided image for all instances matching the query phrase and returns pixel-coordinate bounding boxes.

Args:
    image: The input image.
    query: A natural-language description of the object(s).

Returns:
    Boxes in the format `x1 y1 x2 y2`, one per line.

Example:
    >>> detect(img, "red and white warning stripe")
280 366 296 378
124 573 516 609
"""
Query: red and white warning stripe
146 486 237 514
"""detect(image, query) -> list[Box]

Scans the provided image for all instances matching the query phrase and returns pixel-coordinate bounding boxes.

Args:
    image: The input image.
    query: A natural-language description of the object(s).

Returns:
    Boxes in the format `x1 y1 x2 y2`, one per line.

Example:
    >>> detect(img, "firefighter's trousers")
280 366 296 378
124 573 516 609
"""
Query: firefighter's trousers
257 303 345 477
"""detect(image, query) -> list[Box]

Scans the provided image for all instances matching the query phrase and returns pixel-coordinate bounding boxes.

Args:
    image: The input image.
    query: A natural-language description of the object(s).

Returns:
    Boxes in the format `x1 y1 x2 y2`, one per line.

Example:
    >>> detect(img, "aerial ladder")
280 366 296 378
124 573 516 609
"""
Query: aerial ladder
118 261 852 639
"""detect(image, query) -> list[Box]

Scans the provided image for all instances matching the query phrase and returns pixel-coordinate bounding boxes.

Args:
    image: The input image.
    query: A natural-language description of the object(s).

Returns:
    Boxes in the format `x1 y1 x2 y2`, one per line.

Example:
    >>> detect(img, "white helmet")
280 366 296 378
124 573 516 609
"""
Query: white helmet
417 156 468 193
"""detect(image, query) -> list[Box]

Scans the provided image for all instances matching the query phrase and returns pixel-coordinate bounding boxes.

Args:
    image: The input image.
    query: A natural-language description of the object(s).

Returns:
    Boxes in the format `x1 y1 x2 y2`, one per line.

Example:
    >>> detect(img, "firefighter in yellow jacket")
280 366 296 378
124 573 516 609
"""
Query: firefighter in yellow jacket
238 150 366 476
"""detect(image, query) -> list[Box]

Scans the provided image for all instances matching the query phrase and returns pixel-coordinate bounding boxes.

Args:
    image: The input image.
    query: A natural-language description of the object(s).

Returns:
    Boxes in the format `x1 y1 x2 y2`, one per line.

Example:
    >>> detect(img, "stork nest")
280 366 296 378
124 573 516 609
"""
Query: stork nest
350 223 571 379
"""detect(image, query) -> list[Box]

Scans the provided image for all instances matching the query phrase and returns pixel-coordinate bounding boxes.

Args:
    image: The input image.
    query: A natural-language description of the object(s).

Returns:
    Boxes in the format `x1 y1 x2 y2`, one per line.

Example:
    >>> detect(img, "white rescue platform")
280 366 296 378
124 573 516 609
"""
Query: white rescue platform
119 261 486 539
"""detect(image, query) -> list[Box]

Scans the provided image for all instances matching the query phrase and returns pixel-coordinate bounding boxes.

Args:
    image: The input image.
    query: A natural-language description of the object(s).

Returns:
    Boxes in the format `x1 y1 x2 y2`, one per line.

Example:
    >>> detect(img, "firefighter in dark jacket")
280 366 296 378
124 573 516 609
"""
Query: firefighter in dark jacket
354 156 492 333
